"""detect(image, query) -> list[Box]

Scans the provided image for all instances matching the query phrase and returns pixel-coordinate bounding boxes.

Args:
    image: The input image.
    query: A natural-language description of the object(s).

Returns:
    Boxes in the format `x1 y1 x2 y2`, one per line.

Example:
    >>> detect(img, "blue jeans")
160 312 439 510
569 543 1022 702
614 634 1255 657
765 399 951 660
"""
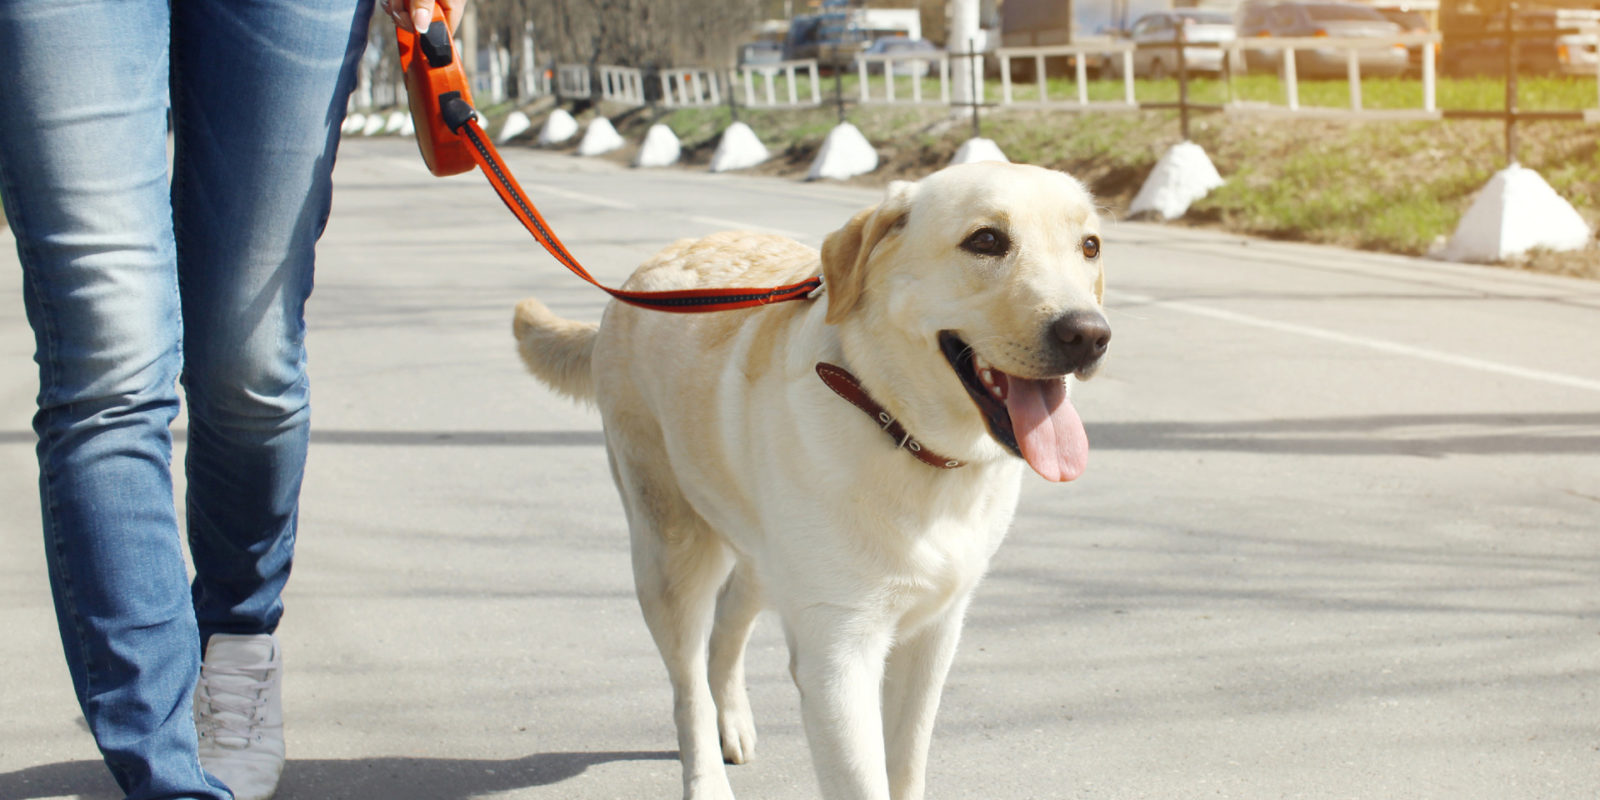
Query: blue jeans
0 0 371 797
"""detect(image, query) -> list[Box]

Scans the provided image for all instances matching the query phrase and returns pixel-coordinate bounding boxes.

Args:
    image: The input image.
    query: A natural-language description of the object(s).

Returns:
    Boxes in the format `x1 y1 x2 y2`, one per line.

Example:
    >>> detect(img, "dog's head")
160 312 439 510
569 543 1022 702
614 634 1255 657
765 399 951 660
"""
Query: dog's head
820 162 1108 483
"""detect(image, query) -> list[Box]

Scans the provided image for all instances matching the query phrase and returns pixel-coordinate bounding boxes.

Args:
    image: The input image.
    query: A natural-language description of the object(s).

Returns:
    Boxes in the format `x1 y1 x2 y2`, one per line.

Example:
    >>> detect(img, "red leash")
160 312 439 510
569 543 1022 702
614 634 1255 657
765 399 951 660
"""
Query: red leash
396 8 821 314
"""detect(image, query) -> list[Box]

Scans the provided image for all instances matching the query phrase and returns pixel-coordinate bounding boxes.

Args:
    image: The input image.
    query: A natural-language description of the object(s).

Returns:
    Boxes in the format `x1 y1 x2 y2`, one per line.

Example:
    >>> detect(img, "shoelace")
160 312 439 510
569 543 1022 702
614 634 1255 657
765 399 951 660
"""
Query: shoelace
196 662 275 748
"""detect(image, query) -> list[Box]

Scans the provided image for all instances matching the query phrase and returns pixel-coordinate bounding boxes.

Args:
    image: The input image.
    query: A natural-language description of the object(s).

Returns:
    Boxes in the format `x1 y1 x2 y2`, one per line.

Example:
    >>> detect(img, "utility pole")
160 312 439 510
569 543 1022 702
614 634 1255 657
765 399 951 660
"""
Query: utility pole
521 20 537 99
460 0 479 85
1504 0 1519 166
948 0 980 107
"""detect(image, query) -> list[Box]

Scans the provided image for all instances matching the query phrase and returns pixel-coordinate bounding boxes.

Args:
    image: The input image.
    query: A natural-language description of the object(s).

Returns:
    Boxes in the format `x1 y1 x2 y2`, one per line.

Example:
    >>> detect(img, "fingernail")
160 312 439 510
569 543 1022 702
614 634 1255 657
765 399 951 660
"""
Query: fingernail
413 8 430 30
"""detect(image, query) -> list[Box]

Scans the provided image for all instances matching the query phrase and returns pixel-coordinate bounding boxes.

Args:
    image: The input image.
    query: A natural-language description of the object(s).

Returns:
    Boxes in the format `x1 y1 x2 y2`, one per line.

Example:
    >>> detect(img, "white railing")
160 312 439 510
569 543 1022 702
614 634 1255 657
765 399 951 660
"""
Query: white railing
659 67 723 107
598 65 646 106
855 54 951 105
355 33 1596 122
997 41 1137 109
556 64 592 99
738 59 823 108
525 67 553 99
1226 33 1440 115
994 34 1449 119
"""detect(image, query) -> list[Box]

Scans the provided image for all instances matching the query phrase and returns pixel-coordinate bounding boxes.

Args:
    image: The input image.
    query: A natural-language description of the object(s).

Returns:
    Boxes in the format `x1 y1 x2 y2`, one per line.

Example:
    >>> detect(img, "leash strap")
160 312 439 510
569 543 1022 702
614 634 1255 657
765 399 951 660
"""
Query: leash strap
443 102 823 314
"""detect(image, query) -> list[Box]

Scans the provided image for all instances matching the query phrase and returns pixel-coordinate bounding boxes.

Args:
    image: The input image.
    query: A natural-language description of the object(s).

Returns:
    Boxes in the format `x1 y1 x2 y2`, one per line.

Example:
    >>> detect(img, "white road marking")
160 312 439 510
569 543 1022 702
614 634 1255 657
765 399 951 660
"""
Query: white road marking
511 184 808 238
370 153 1596 395
684 215 809 239
1122 292 1600 395
523 182 638 210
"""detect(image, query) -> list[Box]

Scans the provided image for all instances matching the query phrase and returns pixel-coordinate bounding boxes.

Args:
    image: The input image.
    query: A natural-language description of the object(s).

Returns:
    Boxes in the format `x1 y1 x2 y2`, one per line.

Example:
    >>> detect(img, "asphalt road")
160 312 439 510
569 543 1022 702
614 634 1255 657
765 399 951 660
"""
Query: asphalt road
3 138 1598 800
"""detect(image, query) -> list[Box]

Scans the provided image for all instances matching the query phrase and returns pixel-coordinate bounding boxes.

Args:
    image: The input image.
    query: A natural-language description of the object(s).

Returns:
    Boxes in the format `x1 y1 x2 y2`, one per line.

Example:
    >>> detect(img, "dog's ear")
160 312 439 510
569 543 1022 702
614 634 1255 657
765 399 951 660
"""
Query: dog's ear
821 181 915 324
819 206 877 323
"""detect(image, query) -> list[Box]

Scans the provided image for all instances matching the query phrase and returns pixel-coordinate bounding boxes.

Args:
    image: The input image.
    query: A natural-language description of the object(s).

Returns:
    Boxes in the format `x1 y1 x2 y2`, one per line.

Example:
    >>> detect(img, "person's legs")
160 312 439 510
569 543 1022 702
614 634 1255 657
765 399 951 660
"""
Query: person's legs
0 2 229 798
169 2 371 797
172 0 372 647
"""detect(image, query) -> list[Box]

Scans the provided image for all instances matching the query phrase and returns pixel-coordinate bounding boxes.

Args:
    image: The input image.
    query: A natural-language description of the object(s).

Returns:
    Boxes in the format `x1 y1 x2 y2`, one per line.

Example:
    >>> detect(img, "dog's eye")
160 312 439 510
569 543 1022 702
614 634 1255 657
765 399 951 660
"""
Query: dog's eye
1082 235 1101 260
960 228 1010 257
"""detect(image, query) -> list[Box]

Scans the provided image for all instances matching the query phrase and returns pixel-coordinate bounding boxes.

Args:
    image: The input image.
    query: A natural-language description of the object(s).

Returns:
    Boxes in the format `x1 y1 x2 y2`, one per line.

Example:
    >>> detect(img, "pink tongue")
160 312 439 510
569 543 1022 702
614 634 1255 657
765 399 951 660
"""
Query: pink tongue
1003 375 1088 482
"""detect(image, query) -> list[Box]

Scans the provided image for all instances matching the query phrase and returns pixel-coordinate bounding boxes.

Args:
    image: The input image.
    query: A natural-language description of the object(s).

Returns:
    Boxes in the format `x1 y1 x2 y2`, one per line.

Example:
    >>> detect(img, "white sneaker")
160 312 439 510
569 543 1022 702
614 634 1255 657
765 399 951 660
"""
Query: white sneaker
194 633 285 800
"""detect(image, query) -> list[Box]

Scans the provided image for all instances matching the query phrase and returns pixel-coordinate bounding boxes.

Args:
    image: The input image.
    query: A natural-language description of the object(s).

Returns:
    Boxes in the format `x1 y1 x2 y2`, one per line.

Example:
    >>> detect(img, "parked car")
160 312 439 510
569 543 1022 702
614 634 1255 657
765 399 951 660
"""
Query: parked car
1105 9 1237 79
1441 7 1600 77
737 40 784 71
861 37 939 77
784 12 872 71
1374 4 1435 71
1240 2 1410 78
1234 0 1280 71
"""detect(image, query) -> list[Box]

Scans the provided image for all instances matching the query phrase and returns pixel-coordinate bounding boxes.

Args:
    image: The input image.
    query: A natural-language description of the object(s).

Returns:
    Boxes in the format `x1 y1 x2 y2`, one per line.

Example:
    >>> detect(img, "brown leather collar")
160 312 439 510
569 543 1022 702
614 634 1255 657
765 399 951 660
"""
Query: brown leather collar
815 363 965 470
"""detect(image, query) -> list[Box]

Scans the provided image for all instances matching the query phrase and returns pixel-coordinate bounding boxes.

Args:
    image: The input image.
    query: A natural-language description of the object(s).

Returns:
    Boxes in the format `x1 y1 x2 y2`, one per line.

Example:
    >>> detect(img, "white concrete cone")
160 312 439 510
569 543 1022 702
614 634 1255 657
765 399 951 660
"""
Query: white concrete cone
361 114 387 136
634 124 682 168
1438 164 1593 263
383 110 408 134
497 111 532 144
537 109 579 146
1129 141 1224 220
342 113 366 134
576 117 625 156
806 122 878 181
951 137 1009 165
399 114 415 137
710 122 769 173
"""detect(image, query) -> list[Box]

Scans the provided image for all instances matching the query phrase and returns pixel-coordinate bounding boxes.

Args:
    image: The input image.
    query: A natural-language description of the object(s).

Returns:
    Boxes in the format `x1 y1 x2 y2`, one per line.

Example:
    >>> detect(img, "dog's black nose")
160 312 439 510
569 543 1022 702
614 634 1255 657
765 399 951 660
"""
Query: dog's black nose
1052 310 1111 368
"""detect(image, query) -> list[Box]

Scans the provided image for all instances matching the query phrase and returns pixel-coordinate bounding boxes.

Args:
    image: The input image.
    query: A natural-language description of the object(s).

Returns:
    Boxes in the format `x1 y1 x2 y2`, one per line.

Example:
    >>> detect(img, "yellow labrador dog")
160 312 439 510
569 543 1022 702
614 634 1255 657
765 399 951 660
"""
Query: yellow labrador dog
512 161 1109 800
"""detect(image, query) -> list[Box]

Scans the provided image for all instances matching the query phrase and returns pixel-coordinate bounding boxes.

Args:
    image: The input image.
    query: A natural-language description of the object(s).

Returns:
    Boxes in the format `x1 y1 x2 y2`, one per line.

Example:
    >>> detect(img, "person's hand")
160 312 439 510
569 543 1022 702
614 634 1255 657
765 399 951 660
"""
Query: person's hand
382 0 467 35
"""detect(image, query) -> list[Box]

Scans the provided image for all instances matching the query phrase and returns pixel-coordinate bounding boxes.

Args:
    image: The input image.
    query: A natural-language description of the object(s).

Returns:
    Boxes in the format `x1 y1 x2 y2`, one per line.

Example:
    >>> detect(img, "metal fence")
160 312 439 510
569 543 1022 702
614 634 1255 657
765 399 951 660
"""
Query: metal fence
739 60 823 108
998 42 1136 110
855 54 952 105
555 64 593 99
537 30 1595 122
658 67 724 108
359 28 1600 131
598 66 645 106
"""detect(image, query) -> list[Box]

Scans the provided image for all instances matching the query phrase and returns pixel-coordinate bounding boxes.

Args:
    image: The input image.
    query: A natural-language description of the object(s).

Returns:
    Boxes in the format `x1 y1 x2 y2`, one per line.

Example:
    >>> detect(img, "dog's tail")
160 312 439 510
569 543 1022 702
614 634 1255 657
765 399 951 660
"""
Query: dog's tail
512 297 598 403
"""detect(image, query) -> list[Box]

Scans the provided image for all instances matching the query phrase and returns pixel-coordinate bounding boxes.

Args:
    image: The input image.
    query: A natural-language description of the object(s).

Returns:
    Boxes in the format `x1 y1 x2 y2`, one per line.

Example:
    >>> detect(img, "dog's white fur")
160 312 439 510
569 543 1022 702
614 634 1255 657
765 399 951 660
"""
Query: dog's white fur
513 162 1107 800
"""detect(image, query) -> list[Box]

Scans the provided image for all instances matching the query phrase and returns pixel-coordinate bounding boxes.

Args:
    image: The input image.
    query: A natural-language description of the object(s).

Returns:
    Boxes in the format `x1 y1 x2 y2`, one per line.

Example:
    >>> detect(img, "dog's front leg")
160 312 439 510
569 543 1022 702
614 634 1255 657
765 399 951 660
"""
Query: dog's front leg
882 598 971 800
786 605 896 800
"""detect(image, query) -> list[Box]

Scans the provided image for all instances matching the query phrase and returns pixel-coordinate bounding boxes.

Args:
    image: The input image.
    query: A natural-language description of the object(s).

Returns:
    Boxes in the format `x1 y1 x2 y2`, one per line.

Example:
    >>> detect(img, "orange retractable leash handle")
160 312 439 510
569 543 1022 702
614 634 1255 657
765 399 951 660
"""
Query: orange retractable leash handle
397 1 476 177
395 8 822 313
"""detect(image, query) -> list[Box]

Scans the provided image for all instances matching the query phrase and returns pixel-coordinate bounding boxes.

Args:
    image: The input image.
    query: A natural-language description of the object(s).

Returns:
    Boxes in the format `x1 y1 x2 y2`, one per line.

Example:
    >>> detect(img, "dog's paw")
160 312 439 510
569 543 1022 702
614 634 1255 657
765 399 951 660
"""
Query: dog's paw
718 702 757 765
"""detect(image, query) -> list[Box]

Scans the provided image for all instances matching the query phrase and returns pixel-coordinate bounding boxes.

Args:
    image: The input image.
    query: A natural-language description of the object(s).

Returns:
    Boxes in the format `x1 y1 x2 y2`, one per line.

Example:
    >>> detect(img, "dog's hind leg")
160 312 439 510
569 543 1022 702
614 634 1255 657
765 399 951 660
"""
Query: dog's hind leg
612 452 738 800
882 599 971 800
709 562 764 765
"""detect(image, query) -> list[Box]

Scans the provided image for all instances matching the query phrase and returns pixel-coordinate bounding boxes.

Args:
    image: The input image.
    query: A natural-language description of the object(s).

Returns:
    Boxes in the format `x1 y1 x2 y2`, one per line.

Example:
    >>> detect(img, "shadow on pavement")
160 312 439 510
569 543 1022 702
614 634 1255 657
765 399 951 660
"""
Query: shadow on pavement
0 750 678 800
1089 411 1600 456
7 412 1600 455
0 429 607 448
